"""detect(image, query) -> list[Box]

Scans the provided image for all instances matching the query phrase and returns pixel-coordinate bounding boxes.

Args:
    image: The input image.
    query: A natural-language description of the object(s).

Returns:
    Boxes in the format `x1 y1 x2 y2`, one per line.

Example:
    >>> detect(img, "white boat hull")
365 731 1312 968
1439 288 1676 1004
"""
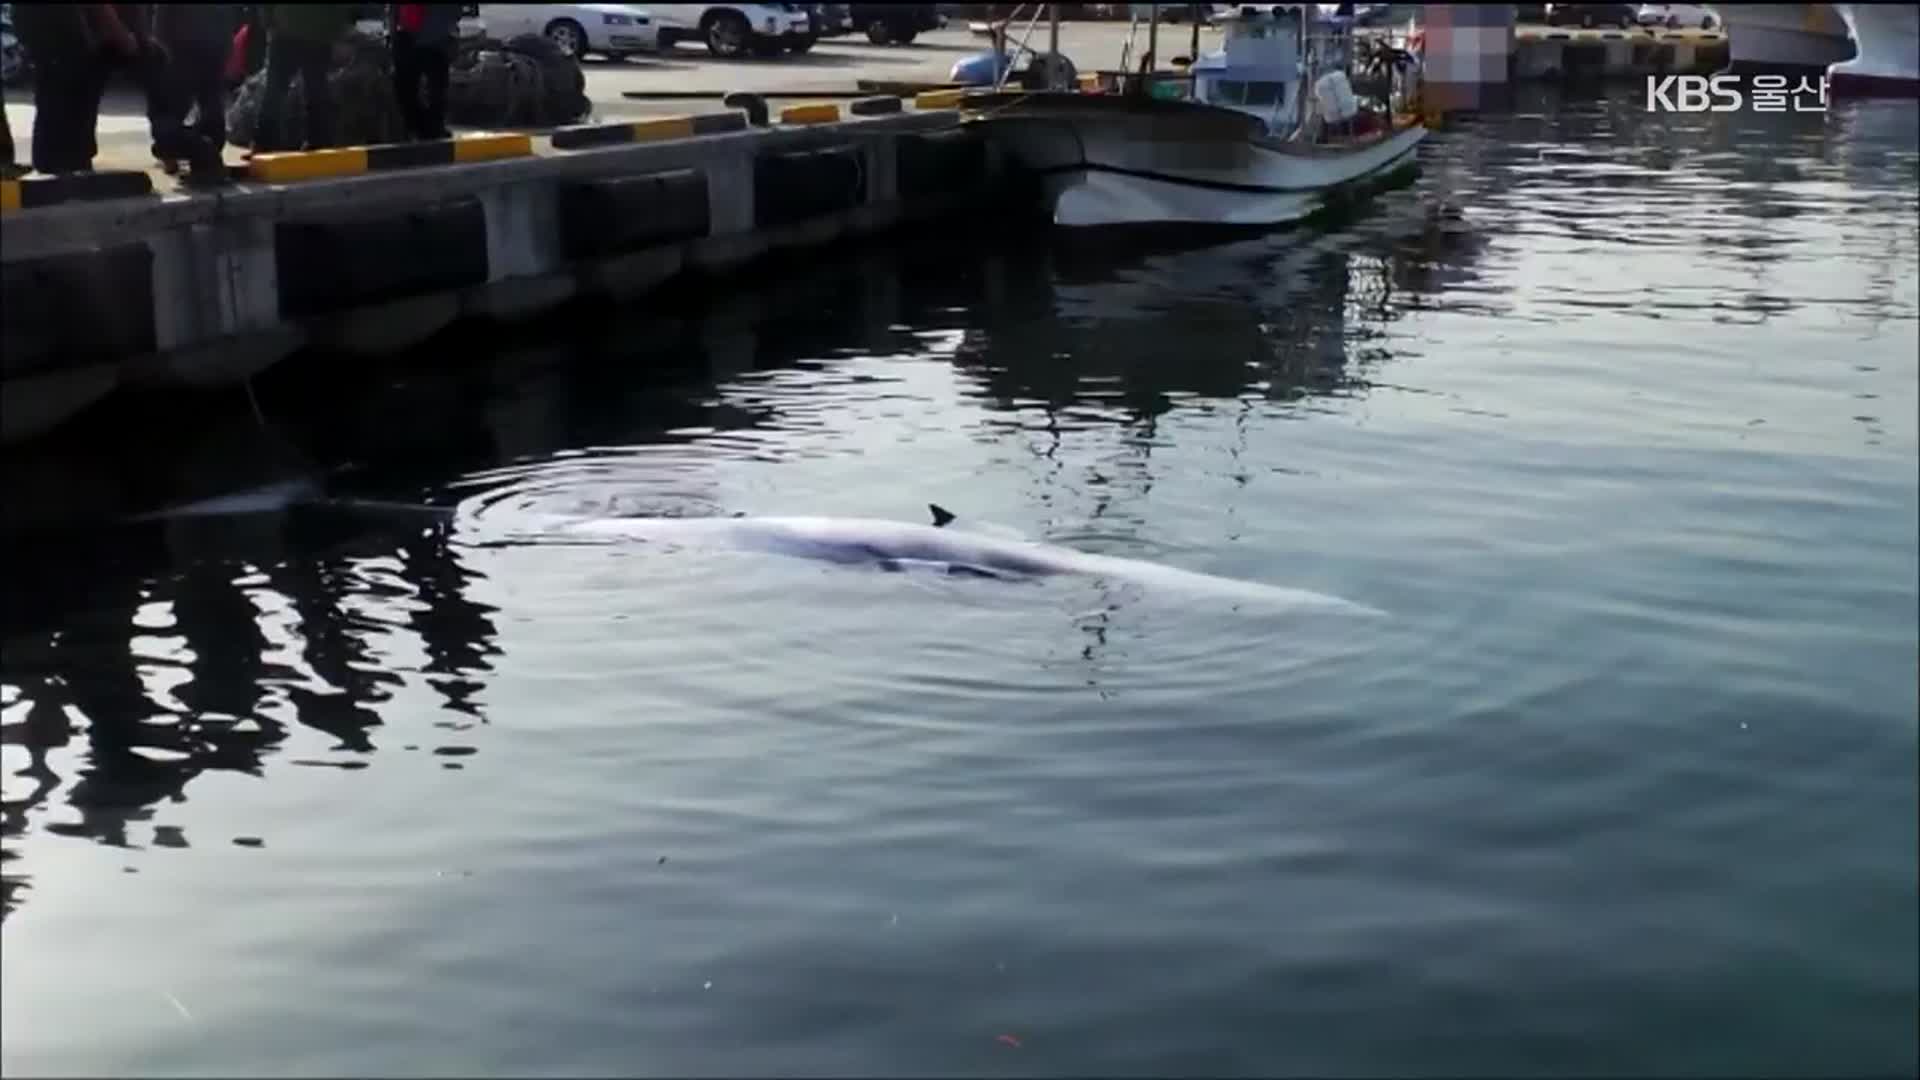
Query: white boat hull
973 100 1428 229
1830 4 1920 96
1717 4 1856 74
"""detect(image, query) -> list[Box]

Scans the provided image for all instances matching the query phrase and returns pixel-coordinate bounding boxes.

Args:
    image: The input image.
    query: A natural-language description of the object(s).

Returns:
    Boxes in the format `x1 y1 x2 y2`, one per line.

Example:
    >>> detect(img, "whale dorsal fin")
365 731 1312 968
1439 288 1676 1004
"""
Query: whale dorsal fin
929 503 956 528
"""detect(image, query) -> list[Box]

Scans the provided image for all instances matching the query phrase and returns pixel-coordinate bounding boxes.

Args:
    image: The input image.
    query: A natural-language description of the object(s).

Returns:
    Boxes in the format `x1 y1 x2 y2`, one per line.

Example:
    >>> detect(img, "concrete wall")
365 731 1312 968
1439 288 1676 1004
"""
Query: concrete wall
0 106 1005 448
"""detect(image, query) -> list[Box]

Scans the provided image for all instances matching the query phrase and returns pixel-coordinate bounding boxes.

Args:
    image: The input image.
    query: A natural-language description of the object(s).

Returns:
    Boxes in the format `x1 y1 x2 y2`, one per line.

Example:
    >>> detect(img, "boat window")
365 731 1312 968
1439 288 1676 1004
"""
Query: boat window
1246 81 1282 105
1214 80 1247 104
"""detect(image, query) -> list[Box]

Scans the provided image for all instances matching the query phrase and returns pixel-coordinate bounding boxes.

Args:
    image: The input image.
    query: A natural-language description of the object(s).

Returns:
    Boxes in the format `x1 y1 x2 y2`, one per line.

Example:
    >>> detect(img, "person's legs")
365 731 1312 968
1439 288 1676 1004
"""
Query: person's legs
297 39 334 150
253 35 297 153
71 46 111 168
420 43 450 139
186 41 229 150
28 50 78 171
0 84 18 176
390 30 425 139
134 39 191 168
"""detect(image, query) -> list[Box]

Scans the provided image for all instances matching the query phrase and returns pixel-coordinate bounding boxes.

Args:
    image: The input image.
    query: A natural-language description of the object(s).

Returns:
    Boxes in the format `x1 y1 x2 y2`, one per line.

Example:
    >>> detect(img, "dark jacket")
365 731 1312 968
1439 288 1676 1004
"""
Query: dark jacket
10 3 100 57
390 4 464 47
264 3 357 43
155 3 238 49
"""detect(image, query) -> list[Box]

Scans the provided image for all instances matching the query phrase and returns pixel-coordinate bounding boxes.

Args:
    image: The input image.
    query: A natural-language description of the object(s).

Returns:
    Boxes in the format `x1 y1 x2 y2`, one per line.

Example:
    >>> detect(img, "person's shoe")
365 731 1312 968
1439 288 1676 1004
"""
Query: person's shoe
159 157 182 176
183 149 234 189
0 163 27 180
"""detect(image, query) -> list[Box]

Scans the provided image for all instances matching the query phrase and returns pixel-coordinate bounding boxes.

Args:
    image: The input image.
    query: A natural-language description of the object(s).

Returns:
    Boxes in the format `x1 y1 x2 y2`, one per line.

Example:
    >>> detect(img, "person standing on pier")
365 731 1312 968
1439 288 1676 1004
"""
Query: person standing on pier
153 4 237 176
9 4 227 184
1 88 21 180
388 4 462 142
248 3 356 157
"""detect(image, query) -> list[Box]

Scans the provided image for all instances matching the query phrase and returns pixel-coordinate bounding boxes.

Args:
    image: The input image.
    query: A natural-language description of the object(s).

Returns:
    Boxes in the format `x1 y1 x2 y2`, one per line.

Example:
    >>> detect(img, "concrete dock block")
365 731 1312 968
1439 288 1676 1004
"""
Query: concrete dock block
249 147 370 183
849 95 903 116
559 169 711 258
553 121 648 149
781 102 843 125
0 170 154 214
251 132 529 183
577 246 686 302
121 326 305 389
631 117 698 142
453 132 535 163
275 197 490 318
310 292 459 356
753 146 865 228
685 231 769 276
463 272 578 323
690 112 749 135
914 88 967 110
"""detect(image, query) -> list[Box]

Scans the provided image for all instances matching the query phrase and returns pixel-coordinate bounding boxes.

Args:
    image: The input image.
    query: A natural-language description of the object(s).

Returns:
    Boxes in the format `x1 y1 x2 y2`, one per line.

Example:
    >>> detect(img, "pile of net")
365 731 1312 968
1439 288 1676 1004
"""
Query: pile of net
227 32 590 148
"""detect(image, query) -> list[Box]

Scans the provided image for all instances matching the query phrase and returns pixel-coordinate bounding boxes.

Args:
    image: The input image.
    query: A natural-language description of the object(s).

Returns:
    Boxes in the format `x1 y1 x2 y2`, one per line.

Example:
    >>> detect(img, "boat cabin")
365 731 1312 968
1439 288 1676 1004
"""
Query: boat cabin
1186 5 1311 134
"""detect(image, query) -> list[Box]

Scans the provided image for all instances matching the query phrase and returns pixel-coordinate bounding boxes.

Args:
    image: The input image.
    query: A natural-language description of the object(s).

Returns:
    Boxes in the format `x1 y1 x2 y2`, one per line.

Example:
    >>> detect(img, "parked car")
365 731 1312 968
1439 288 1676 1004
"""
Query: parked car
1635 3 1717 29
477 4 658 60
809 3 853 36
649 3 817 56
1545 4 1639 29
848 3 939 44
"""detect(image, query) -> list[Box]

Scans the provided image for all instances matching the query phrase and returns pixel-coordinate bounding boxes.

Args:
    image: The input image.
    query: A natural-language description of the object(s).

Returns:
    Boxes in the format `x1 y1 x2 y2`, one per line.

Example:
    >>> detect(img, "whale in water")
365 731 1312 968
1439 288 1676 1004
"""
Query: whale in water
133 486 1384 616
537 504 1386 617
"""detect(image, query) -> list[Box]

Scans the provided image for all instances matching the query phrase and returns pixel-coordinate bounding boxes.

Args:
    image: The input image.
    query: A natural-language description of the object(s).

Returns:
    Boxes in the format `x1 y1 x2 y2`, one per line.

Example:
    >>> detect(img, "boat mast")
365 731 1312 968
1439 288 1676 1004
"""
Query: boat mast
1048 2 1062 87
1147 4 1159 77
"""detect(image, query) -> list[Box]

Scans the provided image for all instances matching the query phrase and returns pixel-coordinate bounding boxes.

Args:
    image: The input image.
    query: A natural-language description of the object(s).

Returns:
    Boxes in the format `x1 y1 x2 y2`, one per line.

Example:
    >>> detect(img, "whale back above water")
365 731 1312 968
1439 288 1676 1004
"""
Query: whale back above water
550 505 1386 617
131 488 1384 616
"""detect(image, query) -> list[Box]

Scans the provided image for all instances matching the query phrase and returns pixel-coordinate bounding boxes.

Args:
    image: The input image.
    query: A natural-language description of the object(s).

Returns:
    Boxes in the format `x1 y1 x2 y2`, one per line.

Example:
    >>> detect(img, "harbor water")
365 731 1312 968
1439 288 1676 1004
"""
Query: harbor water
3 85 1916 1077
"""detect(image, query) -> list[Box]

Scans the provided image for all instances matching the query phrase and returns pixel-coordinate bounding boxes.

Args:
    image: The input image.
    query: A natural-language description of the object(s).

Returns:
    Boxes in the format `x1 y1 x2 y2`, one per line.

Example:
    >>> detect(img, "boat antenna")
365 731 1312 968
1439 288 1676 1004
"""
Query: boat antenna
1048 3 1061 87
1147 3 1159 85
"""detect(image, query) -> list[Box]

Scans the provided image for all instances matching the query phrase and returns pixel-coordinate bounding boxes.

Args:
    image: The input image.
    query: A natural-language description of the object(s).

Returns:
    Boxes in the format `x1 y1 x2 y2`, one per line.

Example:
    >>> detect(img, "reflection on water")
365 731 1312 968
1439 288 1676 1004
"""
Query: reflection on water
1 85 1915 1077
1 512 501 916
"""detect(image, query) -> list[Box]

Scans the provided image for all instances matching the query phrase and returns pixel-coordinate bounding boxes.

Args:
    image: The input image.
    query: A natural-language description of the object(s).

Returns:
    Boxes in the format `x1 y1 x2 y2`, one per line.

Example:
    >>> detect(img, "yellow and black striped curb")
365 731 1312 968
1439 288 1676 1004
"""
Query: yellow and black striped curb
0 170 154 215
914 88 968 110
551 111 748 150
246 131 533 184
779 102 843 125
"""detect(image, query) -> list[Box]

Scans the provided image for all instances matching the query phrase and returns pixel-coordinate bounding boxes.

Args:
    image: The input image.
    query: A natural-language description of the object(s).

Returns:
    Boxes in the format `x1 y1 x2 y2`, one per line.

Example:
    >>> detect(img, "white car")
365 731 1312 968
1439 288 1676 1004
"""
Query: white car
1636 3 1717 29
479 3 662 60
648 3 817 57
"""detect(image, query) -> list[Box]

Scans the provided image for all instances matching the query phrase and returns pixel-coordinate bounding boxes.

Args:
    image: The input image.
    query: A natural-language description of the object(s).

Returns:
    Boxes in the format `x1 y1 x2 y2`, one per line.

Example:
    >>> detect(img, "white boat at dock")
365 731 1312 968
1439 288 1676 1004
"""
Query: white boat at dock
1716 4 1855 76
1829 4 1920 97
962 3 1428 230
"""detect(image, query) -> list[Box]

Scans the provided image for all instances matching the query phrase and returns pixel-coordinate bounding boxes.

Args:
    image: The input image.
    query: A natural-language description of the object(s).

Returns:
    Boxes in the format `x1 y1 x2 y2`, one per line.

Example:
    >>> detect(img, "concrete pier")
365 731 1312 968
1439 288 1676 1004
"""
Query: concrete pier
0 98 1005 448
1510 25 1730 83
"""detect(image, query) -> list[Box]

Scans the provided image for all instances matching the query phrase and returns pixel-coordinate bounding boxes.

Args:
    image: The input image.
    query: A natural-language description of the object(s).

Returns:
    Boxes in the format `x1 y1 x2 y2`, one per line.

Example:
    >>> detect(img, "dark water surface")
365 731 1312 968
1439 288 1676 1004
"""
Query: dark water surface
3 86 1916 1077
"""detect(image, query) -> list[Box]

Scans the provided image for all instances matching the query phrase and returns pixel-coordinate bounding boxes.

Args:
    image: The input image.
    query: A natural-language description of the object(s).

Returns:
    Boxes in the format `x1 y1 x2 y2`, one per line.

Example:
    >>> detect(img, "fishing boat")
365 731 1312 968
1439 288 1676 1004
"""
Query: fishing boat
1716 4 1855 77
1828 4 1920 97
962 3 1427 230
